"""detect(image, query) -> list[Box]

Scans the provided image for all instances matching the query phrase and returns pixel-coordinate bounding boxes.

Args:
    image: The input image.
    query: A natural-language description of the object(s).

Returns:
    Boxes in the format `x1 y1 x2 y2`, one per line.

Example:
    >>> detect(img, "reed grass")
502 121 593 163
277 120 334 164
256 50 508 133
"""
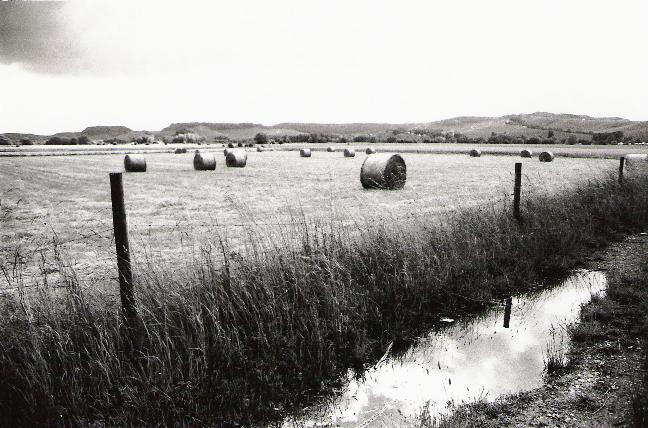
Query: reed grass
2 173 648 426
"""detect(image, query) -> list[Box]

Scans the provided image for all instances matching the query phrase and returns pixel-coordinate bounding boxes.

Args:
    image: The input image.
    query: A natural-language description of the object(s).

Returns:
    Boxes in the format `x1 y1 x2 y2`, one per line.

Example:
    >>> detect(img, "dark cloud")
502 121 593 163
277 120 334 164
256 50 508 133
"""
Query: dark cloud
0 1 83 73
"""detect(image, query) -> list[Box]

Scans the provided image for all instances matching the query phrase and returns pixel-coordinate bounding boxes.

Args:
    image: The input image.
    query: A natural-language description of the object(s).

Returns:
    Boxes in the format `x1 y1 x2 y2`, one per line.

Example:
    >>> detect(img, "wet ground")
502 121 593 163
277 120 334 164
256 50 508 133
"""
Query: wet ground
283 270 608 427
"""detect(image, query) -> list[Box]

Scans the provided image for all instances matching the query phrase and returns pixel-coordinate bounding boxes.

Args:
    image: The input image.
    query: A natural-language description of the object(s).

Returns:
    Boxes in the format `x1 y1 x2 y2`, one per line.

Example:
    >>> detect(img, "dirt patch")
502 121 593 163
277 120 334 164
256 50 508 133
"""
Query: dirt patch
429 233 648 427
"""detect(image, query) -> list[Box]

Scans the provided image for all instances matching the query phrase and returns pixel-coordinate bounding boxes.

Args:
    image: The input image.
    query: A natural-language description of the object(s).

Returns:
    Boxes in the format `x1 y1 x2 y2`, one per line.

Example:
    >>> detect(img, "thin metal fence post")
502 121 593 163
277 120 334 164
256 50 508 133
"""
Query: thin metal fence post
619 156 625 184
513 163 522 222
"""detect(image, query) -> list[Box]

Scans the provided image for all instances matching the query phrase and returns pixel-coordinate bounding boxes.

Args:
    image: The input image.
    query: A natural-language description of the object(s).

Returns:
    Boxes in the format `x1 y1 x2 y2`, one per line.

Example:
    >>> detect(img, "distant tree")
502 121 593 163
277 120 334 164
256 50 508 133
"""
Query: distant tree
386 136 397 144
77 135 90 145
592 131 624 145
0 136 12 145
19 138 33 145
254 133 268 145
338 137 347 144
567 135 578 145
527 137 541 144
45 136 64 145
547 130 554 138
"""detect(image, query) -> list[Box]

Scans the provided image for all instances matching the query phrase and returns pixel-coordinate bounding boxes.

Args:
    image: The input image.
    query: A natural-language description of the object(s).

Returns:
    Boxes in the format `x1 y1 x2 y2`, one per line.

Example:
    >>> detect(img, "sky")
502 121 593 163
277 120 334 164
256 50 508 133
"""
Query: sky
1 0 647 134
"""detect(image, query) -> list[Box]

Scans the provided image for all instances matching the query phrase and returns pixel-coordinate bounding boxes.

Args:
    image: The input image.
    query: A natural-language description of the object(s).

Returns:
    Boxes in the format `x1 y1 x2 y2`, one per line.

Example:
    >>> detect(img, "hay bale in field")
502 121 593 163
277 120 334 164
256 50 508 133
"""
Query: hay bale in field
360 153 406 190
327 146 335 152
226 150 247 168
224 148 232 156
300 148 312 157
257 146 265 152
124 154 147 172
539 151 555 162
193 152 216 171
344 148 356 157
520 149 533 158
469 148 481 157
623 154 648 170
174 148 187 154
366 147 377 154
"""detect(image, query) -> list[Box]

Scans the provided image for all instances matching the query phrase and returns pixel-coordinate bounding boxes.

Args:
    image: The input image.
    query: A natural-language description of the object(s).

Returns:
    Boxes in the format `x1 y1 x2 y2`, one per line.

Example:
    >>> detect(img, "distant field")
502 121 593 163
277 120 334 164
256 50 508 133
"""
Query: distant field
3 142 648 159
0 147 625 289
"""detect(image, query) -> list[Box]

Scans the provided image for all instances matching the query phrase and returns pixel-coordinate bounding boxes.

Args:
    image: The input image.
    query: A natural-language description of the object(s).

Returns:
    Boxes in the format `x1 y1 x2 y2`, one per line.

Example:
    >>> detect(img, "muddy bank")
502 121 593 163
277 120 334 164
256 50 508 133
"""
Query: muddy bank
427 233 648 427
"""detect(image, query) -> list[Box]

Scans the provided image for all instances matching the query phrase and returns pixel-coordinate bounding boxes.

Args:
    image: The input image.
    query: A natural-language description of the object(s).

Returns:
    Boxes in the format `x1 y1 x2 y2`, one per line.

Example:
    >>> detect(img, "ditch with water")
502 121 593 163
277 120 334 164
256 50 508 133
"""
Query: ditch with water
280 269 607 427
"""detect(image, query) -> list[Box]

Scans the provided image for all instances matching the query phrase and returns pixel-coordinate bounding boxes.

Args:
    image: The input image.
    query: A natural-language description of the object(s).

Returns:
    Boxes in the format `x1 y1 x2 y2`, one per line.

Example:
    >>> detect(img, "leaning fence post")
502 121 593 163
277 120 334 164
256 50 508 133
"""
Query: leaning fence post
619 156 625 184
109 173 138 330
513 163 522 222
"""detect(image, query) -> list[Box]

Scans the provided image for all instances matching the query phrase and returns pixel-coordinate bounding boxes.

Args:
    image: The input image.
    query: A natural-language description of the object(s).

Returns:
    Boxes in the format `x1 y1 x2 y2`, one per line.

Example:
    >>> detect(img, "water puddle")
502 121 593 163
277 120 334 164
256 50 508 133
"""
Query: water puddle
283 269 607 427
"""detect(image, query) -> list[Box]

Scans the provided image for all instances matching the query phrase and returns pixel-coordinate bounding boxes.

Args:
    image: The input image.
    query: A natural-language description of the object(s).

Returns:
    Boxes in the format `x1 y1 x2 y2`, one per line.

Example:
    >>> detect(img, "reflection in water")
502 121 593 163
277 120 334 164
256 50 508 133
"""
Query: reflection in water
503 297 512 329
283 270 606 427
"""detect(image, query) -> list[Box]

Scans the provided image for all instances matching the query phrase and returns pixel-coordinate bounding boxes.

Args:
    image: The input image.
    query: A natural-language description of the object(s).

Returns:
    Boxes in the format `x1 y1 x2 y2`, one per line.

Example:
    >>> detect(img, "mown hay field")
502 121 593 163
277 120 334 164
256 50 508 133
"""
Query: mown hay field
0 148 623 289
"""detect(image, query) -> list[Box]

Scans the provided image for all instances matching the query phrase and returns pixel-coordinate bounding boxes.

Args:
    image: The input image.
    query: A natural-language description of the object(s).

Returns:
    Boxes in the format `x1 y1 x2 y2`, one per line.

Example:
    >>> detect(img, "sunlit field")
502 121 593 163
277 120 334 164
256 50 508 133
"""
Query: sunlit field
0 147 622 289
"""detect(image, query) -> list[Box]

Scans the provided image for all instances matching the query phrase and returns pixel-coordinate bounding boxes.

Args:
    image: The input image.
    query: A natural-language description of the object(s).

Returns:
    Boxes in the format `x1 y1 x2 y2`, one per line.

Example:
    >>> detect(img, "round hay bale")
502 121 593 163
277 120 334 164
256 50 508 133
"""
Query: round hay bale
539 151 555 162
194 149 200 154
226 150 248 168
520 149 533 158
327 146 335 152
193 153 216 171
300 148 312 157
469 148 481 157
360 153 406 190
344 148 356 157
623 154 648 170
257 146 265 152
174 148 187 154
366 147 377 155
124 154 146 172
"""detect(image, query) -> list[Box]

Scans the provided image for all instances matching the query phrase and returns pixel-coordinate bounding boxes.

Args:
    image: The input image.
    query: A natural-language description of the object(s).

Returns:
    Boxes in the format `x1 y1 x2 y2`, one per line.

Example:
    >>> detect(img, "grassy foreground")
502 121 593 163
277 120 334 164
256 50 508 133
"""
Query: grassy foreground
2 172 648 426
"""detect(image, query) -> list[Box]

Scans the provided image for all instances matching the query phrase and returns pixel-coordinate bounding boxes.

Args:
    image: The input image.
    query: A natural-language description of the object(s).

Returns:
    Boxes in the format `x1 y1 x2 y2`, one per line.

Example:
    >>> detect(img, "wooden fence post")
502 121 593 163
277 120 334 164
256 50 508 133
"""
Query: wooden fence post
109 173 138 329
513 163 522 222
619 156 625 184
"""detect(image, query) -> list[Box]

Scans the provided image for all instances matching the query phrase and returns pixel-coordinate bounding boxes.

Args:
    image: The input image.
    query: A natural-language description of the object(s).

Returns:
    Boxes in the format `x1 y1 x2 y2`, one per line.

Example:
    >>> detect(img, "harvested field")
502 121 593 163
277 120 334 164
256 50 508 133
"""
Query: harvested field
0 149 623 289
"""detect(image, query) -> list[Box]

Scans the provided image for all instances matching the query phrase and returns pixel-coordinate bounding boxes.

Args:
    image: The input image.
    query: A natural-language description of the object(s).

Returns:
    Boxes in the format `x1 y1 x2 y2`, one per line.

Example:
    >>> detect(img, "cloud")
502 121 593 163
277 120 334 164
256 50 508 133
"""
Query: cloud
0 1 86 73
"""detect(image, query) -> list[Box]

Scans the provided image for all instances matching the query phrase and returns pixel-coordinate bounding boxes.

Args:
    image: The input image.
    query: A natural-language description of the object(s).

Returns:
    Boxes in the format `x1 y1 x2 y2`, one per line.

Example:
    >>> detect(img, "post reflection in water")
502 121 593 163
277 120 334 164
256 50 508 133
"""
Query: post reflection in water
503 297 512 329
283 270 607 428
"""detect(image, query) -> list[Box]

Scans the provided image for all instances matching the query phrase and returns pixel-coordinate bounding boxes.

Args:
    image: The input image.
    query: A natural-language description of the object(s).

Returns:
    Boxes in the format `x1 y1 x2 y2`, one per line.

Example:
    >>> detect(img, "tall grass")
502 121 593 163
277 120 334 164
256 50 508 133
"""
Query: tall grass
2 173 648 426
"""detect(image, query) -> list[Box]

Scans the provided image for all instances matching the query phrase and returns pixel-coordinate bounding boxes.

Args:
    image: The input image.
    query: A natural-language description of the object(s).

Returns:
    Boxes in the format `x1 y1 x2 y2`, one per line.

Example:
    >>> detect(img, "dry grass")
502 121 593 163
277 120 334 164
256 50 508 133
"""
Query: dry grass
1 169 648 426
0 151 620 286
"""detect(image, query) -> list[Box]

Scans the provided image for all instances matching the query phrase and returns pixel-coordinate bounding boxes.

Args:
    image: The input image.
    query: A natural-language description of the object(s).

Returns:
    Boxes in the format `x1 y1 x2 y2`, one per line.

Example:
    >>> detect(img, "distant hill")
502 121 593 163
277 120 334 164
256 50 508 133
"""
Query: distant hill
159 122 306 141
505 112 648 139
3 113 648 144
272 122 419 135
51 126 136 141
0 133 48 144
81 126 133 139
